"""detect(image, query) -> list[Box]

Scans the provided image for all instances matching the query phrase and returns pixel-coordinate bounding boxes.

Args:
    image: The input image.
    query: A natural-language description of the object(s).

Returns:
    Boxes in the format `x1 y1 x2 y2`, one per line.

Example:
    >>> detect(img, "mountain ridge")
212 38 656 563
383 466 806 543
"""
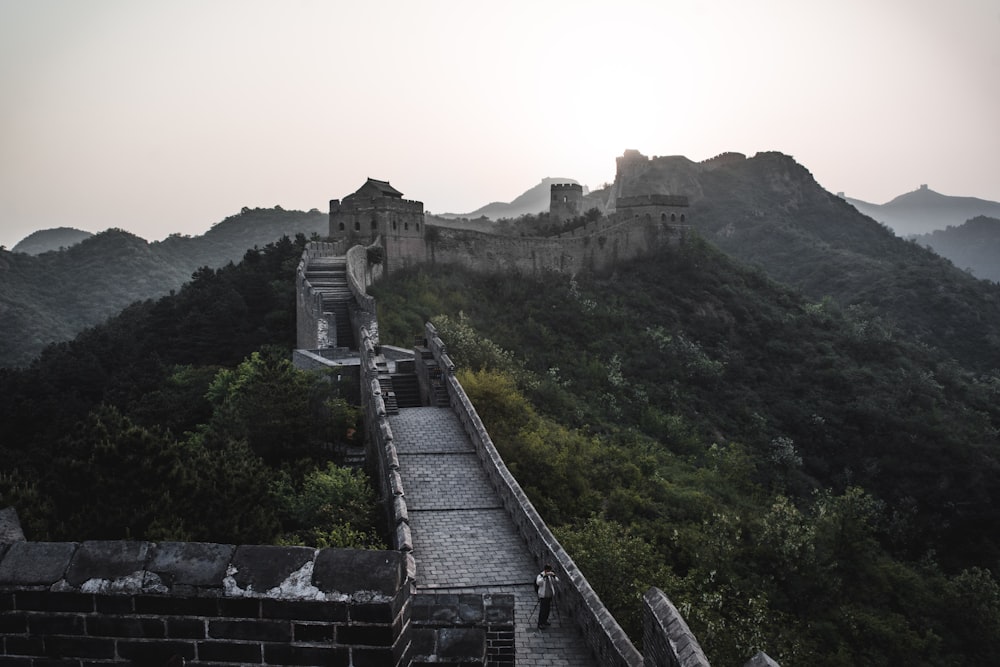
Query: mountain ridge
846 185 1000 236
0 207 326 368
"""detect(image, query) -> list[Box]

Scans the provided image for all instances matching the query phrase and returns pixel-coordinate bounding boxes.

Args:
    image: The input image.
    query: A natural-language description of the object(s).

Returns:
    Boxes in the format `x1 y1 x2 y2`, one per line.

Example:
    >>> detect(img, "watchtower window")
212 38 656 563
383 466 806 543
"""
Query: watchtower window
338 222 345 231
404 222 409 231
392 220 398 231
371 219 377 231
680 214 686 222
416 223 420 231
661 213 666 222
354 220 361 232
562 196 568 202
670 213 676 222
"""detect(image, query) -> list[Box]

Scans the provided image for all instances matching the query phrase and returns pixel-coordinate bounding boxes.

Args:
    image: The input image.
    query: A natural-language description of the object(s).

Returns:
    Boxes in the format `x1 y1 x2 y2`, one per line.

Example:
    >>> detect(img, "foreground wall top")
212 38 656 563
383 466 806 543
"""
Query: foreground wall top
0 540 404 601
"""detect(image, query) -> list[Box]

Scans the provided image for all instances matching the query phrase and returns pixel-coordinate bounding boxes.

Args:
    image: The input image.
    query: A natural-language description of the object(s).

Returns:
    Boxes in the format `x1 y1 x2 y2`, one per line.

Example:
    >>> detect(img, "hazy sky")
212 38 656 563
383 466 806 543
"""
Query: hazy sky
2 0 998 249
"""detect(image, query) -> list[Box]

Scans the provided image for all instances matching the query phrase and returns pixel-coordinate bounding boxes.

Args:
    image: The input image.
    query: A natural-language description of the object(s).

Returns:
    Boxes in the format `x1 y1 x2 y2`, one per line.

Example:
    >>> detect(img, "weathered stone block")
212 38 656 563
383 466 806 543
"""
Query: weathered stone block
230 545 314 592
65 540 150 587
0 541 76 586
147 541 233 588
312 549 403 596
437 627 485 660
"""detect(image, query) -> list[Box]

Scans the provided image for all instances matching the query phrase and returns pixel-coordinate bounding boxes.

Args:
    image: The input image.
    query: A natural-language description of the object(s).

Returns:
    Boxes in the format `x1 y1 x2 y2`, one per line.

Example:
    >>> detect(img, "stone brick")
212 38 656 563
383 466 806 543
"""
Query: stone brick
166 617 206 639
216 597 261 619
337 623 393 647
4 635 44 656
116 640 195 664
312 549 404 596
229 546 314 592
197 640 263 663
28 614 84 635
0 613 26 633
147 542 234 588
437 627 485 660
64 541 150 587
17 591 92 614
292 621 335 643
262 643 349 666
350 647 397 667
351 600 393 624
134 595 218 616
93 594 132 614
261 598 347 622
86 615 165 638
208 619 291 642
44 636 115 660
0 542 76 586
409 628 436 656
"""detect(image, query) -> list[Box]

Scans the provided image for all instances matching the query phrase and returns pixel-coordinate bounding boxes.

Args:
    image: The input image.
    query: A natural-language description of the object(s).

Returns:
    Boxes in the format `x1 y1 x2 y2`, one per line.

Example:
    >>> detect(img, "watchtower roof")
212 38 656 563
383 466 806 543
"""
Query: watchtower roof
350 177 404 199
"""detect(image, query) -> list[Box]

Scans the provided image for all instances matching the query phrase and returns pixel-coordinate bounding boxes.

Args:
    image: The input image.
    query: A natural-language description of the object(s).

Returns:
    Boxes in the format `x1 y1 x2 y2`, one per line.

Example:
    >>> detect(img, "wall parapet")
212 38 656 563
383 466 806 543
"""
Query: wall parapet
0 539 410 666
642 588 711 667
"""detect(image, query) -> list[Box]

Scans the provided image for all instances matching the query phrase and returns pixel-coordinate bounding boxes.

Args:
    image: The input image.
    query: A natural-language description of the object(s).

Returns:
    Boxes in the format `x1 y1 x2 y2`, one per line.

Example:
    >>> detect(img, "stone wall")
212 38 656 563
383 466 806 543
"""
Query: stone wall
0 540 409 666
641 588 711 667
295 240 347 350
421 322 644 667
387 215 686 277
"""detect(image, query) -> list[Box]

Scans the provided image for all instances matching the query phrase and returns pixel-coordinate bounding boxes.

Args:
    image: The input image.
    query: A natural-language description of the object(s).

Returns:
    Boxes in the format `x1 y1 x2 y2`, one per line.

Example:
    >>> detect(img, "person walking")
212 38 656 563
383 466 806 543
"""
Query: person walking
535 564 559 629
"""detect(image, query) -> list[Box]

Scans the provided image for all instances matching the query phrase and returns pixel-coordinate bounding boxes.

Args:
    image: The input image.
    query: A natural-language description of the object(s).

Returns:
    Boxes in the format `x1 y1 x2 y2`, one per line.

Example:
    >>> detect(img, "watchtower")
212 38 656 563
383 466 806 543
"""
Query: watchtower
329 178 424 244
550 183 584 222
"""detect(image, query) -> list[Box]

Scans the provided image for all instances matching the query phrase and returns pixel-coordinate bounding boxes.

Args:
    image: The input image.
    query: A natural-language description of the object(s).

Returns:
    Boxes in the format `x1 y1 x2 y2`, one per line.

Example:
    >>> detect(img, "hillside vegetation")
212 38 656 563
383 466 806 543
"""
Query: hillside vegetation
912 215 1000 283
371 236 1000 667
0 206 327 368
0 236 381 550
615 152 1000 373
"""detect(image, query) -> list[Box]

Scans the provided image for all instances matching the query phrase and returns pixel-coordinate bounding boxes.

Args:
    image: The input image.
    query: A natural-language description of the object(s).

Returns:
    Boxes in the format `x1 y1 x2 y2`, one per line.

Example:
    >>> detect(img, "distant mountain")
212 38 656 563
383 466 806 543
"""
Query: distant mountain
845 185 1000 236
0 207 326 368
605 150 1000 372
11 227 93 254
912 216 1000 283
439 177 585 220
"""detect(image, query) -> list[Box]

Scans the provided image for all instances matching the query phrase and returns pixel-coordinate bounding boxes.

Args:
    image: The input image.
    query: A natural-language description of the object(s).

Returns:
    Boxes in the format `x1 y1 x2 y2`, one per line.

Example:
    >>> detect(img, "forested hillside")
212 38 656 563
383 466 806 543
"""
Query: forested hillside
371 236 1000 667
0 206 327 368
620 151 1000 373
0 236 380 550
912 215 1000 283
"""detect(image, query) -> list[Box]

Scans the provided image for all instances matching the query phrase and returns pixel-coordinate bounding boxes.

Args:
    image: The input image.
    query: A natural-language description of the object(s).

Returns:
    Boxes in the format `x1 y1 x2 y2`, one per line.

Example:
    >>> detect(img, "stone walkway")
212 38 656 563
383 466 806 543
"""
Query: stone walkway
390 407 598 667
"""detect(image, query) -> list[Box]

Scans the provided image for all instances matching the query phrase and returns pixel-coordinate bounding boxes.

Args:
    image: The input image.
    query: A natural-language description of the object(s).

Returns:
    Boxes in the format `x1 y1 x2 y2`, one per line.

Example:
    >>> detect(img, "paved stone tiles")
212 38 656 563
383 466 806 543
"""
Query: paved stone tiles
389 406 598 666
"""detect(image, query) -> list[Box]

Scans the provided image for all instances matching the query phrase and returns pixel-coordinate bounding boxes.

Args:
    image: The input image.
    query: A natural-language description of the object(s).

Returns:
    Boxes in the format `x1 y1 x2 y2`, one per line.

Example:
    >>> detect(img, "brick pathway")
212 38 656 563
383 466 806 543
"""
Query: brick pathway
390 407 599 666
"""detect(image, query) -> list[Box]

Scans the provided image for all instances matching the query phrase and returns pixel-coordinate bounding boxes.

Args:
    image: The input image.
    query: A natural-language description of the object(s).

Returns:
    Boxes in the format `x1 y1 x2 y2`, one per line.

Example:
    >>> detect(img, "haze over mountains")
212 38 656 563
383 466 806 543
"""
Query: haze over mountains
4 150 1000 369
846 185 1000 237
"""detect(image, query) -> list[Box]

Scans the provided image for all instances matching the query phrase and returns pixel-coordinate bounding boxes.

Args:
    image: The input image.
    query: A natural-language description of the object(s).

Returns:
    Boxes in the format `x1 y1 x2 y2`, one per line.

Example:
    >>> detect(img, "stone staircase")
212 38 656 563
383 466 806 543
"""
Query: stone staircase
304 256 356 350
391 372 422 409
417 345 450 407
